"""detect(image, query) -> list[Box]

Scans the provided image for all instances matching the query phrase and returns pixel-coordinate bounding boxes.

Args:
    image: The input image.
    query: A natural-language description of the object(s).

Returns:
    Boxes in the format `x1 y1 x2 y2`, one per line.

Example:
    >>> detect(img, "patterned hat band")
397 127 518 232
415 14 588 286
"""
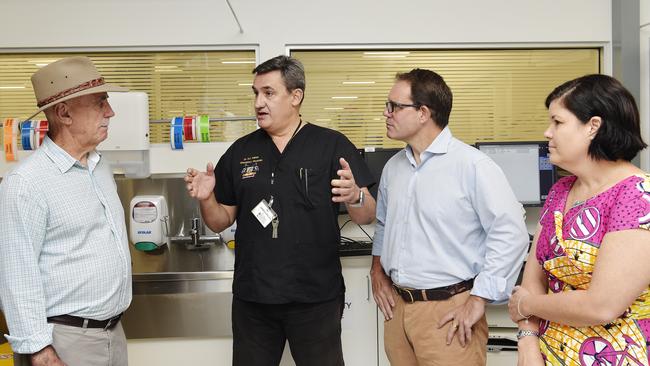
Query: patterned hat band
36 77 105 108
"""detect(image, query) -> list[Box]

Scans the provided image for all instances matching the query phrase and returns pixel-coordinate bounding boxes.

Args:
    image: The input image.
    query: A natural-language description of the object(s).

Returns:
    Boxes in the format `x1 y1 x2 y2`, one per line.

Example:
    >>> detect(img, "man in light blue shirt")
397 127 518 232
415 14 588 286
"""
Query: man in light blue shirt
0 56 131 366
370 68 528 365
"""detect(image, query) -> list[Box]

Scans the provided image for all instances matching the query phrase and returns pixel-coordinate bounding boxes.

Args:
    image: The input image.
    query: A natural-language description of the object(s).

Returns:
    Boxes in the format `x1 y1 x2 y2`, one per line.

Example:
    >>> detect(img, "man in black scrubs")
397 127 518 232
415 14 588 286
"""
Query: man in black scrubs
185 55 376 366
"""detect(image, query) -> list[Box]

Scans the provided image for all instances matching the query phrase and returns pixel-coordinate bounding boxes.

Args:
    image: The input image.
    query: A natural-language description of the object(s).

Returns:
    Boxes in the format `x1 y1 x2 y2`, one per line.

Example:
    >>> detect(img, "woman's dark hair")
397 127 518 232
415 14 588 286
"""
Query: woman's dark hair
545 74 646 161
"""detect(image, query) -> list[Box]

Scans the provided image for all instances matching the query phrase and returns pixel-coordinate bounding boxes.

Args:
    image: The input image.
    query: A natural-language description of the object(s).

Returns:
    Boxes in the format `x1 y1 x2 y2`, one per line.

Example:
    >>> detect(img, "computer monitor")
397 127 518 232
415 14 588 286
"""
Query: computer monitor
363 147 403 199
475 141 555 206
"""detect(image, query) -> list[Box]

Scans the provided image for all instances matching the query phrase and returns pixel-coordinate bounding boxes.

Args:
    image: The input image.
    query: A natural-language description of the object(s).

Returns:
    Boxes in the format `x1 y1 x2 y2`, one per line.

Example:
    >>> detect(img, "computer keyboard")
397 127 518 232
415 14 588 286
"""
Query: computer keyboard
338 240 373 257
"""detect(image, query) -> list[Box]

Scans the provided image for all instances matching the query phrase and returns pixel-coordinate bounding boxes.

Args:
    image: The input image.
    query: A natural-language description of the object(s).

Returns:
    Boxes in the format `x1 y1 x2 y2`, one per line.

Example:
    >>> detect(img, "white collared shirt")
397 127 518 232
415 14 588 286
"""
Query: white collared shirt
372 127 528 303
0 136 131 353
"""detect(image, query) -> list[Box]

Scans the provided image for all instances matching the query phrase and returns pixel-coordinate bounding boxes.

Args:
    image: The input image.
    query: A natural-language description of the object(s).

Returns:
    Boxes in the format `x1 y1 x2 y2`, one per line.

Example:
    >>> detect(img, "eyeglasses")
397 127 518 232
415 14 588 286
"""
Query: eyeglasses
385 100 420 114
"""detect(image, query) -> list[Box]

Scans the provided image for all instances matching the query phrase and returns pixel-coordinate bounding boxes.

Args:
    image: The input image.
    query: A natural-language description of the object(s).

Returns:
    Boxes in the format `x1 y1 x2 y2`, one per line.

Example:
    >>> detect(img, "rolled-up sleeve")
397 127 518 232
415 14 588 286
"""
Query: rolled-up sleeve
469 159 529 303
0 174 53 354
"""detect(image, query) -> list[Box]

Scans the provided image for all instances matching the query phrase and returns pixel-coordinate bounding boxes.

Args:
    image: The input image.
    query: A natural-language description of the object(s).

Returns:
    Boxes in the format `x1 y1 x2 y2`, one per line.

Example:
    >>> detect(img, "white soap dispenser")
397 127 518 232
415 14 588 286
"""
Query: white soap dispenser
129 195 169 252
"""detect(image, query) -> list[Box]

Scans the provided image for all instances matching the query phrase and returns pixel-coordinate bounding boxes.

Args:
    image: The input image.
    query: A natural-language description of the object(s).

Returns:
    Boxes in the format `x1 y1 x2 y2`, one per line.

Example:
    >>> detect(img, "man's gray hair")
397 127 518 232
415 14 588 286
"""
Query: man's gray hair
253 55 306 95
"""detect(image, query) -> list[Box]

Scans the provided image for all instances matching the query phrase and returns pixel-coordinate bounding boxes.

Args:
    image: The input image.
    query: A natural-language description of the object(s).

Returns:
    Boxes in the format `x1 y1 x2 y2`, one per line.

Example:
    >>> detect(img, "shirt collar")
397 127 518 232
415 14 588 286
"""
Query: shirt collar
406 127 453 165
87 149 101 172
425 126 452 154
41 135 102 173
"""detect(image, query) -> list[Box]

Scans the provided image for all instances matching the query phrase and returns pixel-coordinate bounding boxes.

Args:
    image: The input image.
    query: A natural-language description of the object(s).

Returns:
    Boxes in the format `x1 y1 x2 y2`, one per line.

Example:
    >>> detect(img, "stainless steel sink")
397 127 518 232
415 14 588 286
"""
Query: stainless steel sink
124 242 236 339
130 240 235 273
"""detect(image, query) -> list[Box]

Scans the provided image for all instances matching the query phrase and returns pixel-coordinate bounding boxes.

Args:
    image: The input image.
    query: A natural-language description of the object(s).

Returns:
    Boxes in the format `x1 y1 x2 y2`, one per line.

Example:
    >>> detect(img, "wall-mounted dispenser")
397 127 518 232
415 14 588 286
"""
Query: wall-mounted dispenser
129 195 169 252
98 91 150 178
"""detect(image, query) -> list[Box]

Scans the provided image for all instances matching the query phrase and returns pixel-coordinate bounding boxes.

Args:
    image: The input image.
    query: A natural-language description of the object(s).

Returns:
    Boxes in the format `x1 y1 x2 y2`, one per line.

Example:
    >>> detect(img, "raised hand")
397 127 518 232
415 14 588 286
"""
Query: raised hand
185 162 216 201
331 157 359 203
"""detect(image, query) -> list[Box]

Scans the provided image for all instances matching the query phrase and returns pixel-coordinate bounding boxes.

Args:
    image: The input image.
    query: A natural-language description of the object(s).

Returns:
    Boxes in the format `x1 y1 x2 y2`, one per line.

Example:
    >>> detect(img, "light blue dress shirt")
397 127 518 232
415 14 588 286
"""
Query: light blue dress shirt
372 127 528 303
0 136 132 354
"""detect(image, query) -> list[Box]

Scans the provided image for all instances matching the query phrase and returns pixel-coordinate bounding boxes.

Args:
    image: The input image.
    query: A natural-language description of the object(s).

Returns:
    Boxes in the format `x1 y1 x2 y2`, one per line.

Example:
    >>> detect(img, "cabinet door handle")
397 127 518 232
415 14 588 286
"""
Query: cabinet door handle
366 275 370 301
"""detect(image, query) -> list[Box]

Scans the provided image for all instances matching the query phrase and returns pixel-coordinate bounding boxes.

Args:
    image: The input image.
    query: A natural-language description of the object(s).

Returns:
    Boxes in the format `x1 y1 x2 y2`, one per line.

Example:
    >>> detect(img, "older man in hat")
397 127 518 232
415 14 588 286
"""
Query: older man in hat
0 56 131 366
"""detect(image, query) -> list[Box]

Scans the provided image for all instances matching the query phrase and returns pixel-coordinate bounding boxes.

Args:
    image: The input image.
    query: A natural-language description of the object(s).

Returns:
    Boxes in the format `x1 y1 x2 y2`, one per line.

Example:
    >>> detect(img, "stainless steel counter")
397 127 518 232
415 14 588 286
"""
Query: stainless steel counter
123 243 373 339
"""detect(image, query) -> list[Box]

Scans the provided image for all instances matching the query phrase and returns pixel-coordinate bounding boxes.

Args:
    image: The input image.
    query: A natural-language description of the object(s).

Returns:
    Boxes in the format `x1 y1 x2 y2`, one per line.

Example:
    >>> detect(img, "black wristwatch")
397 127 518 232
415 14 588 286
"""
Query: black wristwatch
349 189 365 208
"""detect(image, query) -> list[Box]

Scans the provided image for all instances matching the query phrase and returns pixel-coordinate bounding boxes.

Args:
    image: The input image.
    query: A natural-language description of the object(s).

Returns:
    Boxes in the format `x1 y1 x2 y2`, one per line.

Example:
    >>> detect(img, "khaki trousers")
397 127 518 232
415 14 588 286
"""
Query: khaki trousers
14 321 128 366
384 290 488 366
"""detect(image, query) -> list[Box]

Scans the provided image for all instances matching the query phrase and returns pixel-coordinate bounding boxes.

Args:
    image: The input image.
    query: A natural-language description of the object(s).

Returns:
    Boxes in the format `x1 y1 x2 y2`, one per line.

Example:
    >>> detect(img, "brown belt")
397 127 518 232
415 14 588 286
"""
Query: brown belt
393 279 474 303
47 313 122 330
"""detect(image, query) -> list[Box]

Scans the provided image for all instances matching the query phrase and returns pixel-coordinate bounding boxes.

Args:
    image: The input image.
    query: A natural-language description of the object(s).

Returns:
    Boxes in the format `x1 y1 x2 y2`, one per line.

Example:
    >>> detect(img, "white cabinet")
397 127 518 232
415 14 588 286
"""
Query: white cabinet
341 256 379 366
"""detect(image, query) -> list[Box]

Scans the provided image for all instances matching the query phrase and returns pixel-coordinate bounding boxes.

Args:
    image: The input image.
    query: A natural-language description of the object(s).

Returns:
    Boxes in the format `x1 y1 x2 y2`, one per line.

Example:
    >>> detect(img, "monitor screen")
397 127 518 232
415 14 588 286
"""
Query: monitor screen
476 141 555 205
363 148 403 199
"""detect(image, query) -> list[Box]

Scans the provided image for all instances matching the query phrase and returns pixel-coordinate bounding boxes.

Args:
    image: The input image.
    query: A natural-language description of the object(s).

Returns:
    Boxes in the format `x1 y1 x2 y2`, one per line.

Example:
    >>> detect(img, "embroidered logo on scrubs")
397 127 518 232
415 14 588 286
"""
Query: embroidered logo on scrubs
240 156 262 179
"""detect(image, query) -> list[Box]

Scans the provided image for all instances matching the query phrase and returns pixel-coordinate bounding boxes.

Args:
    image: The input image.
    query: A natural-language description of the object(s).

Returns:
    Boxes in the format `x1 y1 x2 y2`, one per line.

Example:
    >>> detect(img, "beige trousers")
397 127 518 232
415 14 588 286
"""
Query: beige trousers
384 290 488 366
14 321 128 366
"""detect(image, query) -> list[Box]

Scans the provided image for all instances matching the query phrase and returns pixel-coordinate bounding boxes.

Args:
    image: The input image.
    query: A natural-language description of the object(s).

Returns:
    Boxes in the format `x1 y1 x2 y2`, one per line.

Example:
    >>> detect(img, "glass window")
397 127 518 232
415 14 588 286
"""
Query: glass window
0 50 257 143
292 49 600 147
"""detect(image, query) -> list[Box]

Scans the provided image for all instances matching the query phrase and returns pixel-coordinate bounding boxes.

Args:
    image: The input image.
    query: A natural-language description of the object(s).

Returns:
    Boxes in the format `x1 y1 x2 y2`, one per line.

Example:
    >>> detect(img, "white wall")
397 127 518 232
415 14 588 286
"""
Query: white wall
2 0 611 62
642 0 650 26
641 1 650 170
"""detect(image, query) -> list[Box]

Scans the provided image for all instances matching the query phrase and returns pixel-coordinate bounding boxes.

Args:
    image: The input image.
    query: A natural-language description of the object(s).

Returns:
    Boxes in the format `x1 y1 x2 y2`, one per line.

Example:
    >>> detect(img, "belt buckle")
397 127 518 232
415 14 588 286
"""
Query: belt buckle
402 287 415 303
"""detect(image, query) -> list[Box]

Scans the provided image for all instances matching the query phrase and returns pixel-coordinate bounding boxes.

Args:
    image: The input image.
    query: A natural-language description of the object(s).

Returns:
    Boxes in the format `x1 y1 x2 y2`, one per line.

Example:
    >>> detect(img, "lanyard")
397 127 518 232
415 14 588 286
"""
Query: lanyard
268 119 303 239
270 119 303 186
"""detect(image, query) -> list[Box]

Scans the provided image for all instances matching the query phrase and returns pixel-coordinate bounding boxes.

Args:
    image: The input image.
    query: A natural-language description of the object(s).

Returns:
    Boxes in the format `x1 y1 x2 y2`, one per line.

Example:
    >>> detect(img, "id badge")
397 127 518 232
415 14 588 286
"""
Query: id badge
252 199 277 228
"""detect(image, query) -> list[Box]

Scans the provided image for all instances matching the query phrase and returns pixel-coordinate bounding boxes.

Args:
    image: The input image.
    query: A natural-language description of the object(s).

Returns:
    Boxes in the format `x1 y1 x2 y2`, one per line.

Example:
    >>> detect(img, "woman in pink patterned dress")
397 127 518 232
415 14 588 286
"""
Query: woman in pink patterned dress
508 74 650 366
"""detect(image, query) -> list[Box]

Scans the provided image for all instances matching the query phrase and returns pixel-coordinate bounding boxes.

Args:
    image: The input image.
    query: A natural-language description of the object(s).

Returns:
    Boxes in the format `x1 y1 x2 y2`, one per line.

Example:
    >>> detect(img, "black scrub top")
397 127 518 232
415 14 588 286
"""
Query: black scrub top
215 123 374 304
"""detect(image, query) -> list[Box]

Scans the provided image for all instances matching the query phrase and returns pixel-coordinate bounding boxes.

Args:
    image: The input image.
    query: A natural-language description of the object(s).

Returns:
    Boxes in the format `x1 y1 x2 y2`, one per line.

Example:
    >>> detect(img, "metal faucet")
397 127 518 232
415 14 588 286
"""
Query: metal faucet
170 217 221 250
190 217 200 247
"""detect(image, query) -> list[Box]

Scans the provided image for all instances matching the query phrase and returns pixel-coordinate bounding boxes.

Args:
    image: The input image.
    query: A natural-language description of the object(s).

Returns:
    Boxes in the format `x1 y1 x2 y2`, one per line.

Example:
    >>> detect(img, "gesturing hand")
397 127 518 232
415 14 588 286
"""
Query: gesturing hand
184 162 216 201
331 157 359 204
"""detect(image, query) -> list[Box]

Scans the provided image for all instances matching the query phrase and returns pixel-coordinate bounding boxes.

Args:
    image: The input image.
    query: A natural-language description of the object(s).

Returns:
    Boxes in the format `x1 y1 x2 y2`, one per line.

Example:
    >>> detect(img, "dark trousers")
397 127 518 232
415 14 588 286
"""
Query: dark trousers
232 294 345 366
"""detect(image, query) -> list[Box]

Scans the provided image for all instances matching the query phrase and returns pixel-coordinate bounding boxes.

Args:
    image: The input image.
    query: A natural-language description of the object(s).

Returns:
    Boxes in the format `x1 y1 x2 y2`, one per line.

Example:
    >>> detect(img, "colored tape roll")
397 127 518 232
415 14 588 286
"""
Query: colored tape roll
183 116 196 141
199 115 210 142
3 118 17 161
172 116 184 126
170 117 184 150
35 120 48 147
21 120 33 150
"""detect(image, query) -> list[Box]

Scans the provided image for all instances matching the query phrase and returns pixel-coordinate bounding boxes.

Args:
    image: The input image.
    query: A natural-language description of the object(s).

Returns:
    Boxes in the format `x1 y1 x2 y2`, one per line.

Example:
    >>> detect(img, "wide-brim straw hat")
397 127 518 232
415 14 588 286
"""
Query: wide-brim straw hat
26 56 128 120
